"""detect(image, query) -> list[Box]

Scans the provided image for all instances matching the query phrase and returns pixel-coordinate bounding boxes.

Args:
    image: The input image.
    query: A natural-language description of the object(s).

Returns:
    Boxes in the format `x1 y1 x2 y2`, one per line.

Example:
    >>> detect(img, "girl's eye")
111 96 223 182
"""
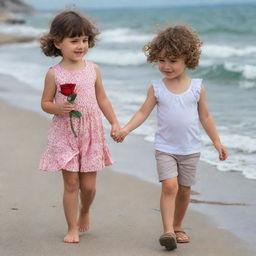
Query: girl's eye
83 39 88 43
159 59 165 62
71 40 78 43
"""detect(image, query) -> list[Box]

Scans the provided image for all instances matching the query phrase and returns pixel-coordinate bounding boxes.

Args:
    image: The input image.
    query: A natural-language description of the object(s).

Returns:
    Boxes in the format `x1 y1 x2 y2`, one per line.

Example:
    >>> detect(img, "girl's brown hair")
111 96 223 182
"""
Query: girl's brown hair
40 11 99 57
143 25 202 69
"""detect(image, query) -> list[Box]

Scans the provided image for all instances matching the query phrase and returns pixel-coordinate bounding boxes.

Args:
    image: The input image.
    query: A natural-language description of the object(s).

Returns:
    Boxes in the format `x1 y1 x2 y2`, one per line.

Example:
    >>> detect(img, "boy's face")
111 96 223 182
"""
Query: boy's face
157 56 186 80
55 35 89 62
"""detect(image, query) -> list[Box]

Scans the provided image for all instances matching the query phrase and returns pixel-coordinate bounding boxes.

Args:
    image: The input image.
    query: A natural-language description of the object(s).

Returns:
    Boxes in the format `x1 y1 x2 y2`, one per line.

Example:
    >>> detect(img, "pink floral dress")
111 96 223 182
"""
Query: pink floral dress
39 61 113 172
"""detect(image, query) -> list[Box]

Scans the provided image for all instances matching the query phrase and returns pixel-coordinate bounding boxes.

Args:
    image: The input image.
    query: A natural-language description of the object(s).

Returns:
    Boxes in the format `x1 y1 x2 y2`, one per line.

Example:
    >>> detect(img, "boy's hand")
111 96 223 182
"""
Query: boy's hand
214 142 228 161
113 128 129 143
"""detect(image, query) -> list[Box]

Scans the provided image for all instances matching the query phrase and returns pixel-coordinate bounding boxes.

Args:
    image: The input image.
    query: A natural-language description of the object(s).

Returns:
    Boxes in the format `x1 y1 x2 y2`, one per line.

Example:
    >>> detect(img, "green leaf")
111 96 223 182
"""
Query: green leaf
70 110 82 118
67 94 77 103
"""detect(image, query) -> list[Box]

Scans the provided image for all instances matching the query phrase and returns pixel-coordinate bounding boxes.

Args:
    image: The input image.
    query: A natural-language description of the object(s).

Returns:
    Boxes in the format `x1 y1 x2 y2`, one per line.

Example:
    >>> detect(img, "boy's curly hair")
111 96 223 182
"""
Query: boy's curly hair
143 25 202 69
40 11 99 57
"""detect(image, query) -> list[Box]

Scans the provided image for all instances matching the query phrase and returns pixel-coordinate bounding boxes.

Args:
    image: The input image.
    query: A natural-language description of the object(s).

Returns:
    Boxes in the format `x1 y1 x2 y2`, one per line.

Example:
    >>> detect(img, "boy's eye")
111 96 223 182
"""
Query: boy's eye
83 39 88 43
71 40 78 43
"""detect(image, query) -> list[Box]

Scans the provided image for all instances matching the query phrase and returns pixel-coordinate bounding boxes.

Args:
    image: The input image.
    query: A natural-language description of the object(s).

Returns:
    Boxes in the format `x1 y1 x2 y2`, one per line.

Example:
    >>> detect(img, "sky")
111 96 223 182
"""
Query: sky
24 0 256 10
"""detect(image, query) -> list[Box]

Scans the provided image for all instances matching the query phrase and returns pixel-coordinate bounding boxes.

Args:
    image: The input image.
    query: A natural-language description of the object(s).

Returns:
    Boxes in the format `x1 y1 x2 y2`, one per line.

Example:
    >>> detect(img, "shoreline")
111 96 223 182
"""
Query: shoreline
0 97 255 255
0 32 37 45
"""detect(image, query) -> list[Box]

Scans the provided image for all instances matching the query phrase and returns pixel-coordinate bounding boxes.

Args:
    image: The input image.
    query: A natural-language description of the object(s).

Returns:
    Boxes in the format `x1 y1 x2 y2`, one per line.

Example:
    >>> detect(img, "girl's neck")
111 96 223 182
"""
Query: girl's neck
59 58 86 71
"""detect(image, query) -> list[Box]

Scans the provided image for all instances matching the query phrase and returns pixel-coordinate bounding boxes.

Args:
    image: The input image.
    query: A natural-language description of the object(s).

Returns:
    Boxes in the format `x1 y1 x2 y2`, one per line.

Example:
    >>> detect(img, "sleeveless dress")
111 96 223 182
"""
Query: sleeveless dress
39 61 113 172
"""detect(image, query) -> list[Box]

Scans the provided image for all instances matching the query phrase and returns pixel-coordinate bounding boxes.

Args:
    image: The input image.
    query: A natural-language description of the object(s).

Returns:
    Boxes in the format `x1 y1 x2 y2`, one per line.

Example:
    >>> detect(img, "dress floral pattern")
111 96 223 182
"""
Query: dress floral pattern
39 61 113 172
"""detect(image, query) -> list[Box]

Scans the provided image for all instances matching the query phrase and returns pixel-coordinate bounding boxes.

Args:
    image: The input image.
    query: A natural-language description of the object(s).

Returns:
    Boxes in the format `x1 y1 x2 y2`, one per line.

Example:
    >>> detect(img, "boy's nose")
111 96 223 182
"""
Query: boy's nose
163 63 171 69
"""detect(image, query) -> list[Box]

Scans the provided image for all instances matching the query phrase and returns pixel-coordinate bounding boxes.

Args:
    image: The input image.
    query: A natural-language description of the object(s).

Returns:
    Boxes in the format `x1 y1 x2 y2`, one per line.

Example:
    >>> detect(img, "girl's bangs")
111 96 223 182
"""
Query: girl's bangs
66 23 88 38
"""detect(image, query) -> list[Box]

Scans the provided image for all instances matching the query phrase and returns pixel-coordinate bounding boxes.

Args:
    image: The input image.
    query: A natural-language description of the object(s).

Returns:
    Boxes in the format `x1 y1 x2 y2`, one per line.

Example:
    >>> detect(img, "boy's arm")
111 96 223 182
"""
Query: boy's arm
115 86 156 142
94 64 120 136
198 85 228 160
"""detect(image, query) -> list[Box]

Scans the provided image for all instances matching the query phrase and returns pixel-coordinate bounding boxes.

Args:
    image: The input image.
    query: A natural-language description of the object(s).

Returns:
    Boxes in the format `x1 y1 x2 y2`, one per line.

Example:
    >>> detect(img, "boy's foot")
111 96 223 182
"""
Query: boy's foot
78 211 90 232
159 232 177 250
63 230 79 243
174 230 190 243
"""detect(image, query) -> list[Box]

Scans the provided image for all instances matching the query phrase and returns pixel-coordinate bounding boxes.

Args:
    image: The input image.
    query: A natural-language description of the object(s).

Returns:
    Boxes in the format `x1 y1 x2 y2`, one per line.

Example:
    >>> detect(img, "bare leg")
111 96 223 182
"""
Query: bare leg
62 170 80 243
173 184 191 242
78 172 97 232
160 177 178 233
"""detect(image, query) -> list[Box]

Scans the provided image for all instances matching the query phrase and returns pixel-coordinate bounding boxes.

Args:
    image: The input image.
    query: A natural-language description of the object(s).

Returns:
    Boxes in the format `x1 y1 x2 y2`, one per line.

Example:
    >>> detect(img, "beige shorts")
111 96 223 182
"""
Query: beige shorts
155 150 200 186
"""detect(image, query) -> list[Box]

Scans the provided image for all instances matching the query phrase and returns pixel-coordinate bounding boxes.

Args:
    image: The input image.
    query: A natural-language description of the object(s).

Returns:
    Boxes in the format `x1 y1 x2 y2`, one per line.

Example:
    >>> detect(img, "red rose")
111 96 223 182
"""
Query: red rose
59 83 82 138
60 83 76 96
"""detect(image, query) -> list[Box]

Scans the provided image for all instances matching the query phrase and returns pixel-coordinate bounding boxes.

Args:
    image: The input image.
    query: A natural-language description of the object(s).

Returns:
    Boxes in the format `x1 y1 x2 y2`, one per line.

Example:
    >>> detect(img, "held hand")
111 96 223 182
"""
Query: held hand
57 102 75 115
110 123 121 139
214 142 228 161
113 128 129 143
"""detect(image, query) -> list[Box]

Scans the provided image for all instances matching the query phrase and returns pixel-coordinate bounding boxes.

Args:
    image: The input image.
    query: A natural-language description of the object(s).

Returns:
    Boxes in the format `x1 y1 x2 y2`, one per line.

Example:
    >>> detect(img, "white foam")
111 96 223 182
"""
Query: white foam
100 28 153 43
202 44 256 58
0 24 46 37
224 62 256 80
202 133 256 154
88 48 145 66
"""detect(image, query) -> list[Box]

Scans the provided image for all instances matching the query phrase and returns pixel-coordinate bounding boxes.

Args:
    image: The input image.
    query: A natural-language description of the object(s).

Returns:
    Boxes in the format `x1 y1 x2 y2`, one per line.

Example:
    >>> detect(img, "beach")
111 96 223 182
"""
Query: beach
1 4 256 255
0 91 255 255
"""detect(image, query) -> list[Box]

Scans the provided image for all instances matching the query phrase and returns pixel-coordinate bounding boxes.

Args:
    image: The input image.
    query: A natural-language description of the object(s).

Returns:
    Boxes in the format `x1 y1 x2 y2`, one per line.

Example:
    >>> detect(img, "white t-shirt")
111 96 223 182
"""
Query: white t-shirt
152 78 202 155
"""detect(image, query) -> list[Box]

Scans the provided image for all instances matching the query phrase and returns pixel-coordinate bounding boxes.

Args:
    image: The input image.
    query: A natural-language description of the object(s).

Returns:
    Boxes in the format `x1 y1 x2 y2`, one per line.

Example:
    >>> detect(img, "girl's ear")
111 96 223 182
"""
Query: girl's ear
54 40 62 50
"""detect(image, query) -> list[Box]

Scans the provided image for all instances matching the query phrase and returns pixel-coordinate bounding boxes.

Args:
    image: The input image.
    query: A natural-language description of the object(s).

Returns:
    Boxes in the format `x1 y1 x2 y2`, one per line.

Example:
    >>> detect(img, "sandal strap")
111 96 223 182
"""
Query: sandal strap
174 230 186 234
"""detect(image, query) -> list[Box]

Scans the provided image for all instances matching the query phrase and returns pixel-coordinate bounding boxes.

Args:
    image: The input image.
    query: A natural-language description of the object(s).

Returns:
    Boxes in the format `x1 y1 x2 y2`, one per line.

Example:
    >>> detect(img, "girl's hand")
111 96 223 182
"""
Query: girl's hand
114 128 129 143
57 102 75 115
214 142 228 161
110 123 120 139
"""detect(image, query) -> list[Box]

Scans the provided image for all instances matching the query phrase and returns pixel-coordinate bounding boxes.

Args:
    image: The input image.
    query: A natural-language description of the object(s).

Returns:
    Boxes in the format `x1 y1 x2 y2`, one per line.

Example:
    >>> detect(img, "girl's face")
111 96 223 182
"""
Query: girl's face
157 56 186 80
55 35 89 62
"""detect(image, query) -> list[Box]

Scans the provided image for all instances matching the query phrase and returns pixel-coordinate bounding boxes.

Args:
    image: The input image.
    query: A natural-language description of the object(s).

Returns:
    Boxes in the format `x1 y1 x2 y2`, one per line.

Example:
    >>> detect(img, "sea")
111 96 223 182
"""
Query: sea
0 4 256 180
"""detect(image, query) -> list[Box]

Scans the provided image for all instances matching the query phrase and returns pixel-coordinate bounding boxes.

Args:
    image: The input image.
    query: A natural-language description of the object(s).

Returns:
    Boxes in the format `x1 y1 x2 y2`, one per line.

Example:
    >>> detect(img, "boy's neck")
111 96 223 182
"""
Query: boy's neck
164 72 189 85
163 74 191 94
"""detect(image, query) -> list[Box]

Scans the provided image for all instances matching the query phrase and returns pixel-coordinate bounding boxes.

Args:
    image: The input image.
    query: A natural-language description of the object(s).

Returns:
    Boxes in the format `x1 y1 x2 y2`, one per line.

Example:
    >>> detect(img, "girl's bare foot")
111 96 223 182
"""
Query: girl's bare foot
63 229 79 243
78 211 90 232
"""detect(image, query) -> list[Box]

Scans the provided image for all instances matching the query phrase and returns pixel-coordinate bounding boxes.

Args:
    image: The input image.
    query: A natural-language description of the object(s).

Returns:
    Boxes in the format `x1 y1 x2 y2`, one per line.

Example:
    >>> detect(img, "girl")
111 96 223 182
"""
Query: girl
114 25 228 250
39 11 119 243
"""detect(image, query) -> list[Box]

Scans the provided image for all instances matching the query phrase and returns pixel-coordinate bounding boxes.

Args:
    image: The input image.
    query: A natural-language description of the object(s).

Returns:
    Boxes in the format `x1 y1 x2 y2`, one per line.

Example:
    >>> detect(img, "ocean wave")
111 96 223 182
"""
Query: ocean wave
200 149 256 179
100 28 153 43
202 133 256 153
88 48 145 66
224 63 256 80
202 44 256 58
0 24 45 37
199 61 256 83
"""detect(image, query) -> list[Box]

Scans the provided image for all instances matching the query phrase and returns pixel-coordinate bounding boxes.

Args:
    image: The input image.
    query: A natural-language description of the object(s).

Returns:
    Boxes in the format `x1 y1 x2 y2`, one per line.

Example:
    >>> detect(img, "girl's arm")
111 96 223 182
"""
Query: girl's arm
114 86 156 142
94 64 120 136
198 85 228 161
41 69 74 115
